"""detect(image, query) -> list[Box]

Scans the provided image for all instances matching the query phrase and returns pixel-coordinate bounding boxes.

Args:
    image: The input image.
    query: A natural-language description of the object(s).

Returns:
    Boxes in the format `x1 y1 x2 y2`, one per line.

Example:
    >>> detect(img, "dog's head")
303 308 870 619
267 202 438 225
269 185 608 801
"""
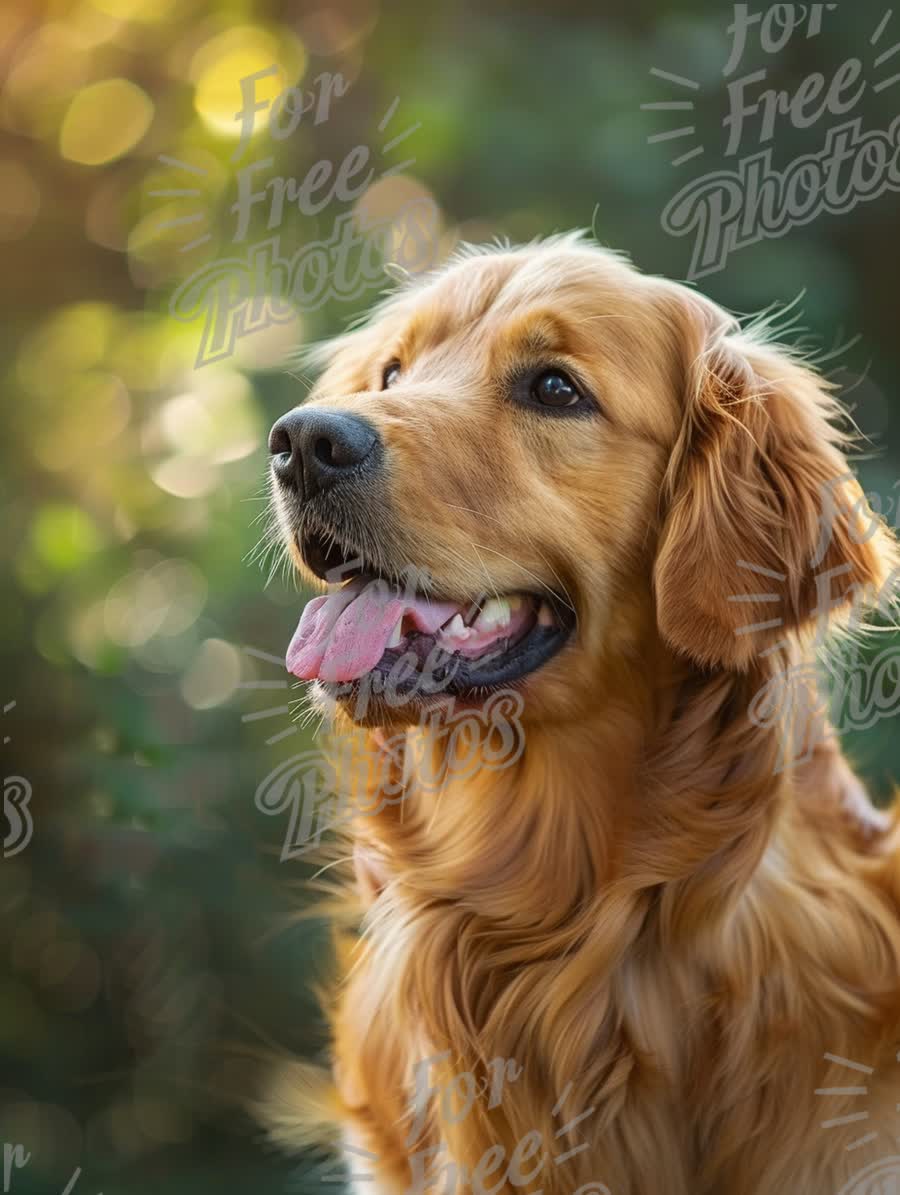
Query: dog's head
269 235 895 726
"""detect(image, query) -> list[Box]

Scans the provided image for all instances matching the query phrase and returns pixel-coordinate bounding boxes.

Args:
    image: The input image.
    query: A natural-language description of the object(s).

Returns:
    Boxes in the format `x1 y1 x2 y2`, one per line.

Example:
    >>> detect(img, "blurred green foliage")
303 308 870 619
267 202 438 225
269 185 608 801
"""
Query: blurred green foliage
1 0 899 1191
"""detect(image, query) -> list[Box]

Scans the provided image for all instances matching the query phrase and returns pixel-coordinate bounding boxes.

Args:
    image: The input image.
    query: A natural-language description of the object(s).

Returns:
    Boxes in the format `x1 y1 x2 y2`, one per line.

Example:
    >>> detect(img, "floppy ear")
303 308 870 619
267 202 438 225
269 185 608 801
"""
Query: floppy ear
653 288 897 671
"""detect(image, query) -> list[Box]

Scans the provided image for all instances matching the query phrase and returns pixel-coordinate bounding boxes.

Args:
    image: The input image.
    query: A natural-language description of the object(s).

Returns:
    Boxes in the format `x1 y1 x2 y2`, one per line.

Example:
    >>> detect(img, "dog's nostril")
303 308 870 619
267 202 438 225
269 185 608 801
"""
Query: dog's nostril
268 424 292 457
313 436 336 467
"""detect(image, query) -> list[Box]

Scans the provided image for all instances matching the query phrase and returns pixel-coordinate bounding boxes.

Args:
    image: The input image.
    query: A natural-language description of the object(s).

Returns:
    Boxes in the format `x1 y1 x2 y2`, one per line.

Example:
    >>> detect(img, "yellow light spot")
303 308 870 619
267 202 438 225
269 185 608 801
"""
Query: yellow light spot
30 505 103 573
90 0 177 21
60 79 154 165
190 27 306 138
181 638 242 709
104 559 207 646
354 176 442 276
150 455 219 499
18 303 115 399
157 371 263 464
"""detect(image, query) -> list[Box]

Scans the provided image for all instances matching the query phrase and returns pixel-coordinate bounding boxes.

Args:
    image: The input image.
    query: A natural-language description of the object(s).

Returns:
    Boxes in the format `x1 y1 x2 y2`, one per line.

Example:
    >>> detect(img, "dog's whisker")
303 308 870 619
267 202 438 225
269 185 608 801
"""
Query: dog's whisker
470 543 576 614
436 500 577 613
468 541 504 606
284 367 316 390
309 855 355 883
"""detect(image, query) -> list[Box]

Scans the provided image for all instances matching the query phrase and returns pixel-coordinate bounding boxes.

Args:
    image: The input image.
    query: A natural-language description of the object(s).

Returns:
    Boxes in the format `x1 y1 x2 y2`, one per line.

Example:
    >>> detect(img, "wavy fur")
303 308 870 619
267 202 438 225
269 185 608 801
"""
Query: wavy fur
261 237 900 1195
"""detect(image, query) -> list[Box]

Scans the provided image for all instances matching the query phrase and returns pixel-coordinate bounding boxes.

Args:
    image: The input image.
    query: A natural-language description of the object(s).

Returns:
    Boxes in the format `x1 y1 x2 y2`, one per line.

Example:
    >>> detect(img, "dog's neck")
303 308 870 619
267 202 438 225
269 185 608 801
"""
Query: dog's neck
362 642 789 939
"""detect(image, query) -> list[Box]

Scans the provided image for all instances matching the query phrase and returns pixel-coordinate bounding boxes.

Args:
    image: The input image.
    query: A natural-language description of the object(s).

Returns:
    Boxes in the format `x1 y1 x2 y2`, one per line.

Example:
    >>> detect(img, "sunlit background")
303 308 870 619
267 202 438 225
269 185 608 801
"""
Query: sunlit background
2 0 899 1191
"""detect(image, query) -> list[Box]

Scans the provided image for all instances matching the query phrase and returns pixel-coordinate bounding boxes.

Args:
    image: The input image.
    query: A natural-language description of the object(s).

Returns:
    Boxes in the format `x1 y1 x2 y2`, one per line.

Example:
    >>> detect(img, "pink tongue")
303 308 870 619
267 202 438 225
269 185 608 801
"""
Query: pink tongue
286 578 462 683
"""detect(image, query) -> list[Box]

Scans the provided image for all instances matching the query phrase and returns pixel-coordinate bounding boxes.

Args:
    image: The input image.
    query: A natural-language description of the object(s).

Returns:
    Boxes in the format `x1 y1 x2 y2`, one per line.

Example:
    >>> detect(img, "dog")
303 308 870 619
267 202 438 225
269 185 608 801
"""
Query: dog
260 234 900 1195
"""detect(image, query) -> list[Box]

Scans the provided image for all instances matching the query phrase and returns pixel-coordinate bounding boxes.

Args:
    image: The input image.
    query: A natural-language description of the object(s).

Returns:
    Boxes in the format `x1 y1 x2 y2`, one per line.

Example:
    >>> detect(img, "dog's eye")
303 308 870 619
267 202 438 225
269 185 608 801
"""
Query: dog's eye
510 367 597 417
381 361 402 390
531 370 580 407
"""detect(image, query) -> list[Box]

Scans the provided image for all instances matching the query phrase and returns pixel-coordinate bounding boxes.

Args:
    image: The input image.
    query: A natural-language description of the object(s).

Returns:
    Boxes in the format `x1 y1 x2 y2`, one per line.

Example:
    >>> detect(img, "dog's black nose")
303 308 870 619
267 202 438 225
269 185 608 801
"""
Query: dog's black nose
268 409 379 497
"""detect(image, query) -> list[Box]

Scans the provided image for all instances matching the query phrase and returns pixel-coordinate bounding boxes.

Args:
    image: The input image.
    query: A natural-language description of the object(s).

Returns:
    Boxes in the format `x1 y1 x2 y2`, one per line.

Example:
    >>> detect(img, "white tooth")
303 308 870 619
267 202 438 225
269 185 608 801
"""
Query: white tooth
537 602 555 627
387 617 404 648
442 614 468 640
476 598 511 631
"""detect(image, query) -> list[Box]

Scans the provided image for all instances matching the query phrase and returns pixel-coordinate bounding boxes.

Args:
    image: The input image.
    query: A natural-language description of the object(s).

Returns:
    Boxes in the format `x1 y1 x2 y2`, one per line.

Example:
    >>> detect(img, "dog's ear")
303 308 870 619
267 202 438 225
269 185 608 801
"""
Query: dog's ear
652 287 897 670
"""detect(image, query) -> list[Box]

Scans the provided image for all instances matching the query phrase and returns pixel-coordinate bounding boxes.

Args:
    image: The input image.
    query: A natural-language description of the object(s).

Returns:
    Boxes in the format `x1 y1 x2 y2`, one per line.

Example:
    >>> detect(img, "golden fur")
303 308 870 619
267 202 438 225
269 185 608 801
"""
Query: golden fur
261 236 900 1194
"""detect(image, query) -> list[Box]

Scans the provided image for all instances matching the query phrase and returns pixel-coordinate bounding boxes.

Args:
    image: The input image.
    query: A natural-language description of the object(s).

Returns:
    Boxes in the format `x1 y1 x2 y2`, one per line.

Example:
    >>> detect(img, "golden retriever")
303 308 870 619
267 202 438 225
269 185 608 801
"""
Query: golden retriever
260 234 900 1195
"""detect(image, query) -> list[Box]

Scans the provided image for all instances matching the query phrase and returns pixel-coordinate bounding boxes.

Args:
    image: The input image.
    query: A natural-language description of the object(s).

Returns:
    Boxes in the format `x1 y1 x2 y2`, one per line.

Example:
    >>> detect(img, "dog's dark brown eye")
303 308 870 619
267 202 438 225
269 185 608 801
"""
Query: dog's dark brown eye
531 370 580 407
382 361 402 389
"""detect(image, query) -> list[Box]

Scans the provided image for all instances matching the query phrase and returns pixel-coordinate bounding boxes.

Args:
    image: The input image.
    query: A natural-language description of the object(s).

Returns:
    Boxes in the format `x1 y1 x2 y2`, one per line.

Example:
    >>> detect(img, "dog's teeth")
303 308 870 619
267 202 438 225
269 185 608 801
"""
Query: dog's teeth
387 617 404 648
442 613 468 640
475 598 511 631
537 602 555 627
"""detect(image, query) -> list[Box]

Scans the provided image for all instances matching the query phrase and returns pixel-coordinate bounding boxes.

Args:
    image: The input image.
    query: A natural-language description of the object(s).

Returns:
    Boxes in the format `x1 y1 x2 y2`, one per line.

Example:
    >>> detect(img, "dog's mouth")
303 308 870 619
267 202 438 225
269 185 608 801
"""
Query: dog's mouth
285 528 573 701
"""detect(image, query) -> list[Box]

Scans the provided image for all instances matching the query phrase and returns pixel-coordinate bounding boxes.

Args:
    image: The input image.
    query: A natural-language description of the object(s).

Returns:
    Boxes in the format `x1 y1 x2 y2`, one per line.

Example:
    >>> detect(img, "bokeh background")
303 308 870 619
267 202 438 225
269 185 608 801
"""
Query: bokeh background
2 0 899 1191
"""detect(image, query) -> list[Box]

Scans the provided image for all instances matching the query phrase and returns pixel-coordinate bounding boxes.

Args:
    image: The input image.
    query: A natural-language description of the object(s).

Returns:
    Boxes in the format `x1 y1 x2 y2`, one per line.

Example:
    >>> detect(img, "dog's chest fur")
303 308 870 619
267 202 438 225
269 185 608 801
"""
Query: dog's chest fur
331 745 900 1195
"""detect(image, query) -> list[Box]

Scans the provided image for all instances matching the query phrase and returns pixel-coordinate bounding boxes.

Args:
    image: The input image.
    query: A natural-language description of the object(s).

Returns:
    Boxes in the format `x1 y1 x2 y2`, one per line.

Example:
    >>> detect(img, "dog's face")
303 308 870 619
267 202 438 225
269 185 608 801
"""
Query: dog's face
269 237 893 726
